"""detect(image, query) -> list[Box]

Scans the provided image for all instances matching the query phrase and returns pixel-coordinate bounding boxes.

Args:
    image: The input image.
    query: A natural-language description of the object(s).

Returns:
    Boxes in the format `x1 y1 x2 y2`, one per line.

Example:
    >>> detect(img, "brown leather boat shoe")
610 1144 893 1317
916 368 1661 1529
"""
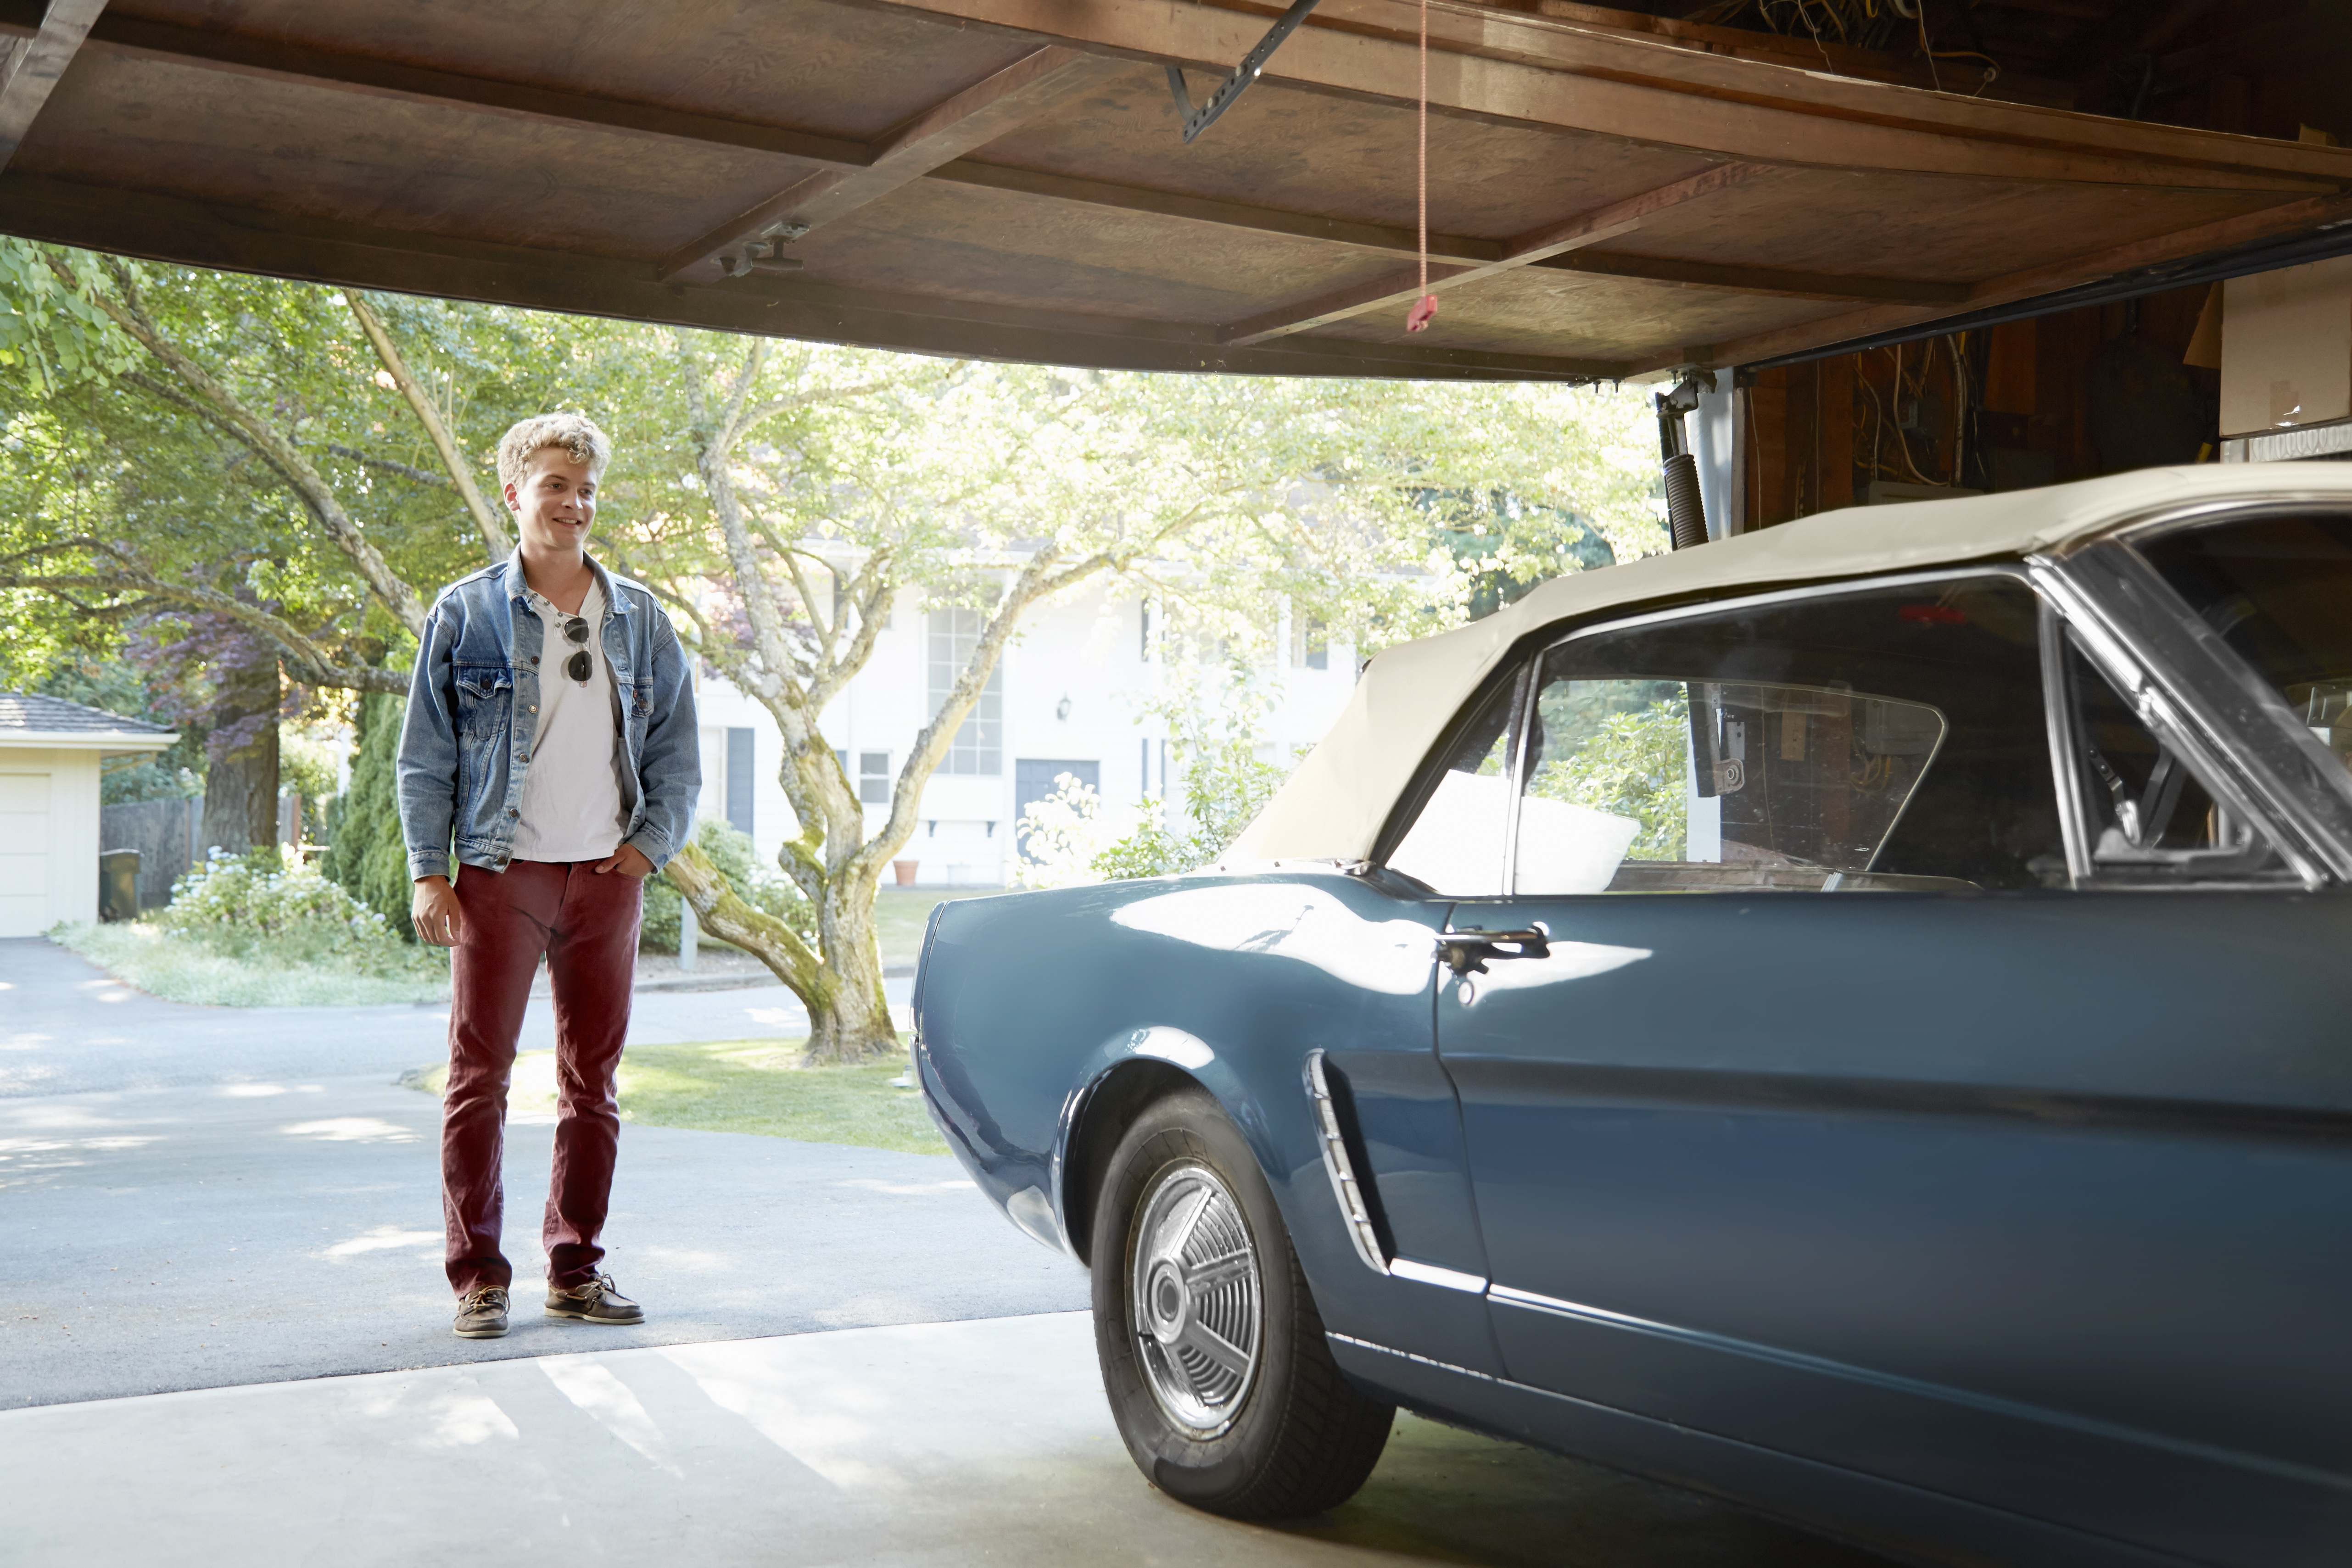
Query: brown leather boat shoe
453 1285 510 1339
544 1273 644 1325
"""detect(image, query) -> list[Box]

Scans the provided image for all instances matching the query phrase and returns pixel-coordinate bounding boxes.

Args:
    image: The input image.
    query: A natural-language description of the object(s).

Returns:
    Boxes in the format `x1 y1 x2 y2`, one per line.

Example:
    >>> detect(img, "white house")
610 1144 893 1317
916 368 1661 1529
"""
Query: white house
0 693 178 937
689 583 1358 887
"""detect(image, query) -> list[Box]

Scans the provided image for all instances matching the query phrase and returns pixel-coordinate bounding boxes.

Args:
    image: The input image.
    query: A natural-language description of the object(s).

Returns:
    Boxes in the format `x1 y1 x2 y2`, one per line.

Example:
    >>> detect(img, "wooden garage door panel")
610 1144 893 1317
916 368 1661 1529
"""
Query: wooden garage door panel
0 842 50 887
0 773 50 811
0 771 52 937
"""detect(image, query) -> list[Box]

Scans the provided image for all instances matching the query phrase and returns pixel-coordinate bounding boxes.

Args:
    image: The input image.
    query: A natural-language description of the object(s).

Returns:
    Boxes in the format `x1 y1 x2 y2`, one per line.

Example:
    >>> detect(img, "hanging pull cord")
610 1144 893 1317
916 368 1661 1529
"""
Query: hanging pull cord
1405 0 1437 333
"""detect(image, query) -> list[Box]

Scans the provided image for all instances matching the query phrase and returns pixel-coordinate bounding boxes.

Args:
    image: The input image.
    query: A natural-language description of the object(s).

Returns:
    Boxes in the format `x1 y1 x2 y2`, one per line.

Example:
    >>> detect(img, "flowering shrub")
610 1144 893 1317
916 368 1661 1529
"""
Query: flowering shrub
156 847 445 979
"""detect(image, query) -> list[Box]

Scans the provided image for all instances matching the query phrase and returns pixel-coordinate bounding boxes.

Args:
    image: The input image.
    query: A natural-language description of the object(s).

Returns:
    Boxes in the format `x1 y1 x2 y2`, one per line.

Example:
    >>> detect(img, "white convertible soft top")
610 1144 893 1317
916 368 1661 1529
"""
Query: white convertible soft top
1229 463 2352 866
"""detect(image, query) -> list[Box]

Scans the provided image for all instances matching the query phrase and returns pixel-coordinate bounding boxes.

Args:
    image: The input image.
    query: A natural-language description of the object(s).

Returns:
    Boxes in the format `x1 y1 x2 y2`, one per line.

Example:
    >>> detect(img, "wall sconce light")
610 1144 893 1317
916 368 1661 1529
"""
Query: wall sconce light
985 820 996 837
926 820 937 837
1055 694 1073 721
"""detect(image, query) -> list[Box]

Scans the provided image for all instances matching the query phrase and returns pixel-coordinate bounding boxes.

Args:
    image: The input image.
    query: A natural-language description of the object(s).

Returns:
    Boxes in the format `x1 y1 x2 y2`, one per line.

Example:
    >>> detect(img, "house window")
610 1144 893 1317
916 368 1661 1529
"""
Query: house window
1291 616 1328 670
928 607 1002 776
859 751 891 805
726 728 755 837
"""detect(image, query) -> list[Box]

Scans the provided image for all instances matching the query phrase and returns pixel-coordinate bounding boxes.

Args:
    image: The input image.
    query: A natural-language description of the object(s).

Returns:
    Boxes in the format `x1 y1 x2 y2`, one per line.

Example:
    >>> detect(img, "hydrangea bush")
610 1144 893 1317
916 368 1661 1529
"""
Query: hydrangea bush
156 847 446 979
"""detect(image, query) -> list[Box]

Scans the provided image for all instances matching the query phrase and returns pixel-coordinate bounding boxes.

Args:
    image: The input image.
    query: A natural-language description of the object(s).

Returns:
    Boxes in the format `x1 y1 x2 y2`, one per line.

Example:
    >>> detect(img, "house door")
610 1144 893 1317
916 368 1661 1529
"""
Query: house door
1013 759 1098 862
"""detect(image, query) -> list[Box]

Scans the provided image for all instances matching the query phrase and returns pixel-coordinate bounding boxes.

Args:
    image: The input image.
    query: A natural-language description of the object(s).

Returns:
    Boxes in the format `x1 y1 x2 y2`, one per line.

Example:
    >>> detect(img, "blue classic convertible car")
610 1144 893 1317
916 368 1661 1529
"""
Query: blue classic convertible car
913 466 2352 1567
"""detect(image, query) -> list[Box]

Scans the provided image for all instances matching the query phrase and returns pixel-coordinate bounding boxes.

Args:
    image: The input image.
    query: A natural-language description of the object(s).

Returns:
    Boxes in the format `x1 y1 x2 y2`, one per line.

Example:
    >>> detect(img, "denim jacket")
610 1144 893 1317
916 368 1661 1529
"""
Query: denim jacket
397 554 699 881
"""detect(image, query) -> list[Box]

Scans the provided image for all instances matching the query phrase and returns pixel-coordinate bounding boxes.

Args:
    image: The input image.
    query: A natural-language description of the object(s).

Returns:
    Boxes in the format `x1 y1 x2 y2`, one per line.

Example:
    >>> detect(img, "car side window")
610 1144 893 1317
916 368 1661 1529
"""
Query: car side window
1513 577 2064 893
1385 674 1520 896
2061 633 2292 884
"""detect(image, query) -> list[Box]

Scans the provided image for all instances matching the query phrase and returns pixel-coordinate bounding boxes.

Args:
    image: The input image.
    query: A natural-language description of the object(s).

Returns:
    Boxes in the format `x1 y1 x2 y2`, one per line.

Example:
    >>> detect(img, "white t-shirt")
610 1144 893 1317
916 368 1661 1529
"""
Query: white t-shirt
511 580 628 864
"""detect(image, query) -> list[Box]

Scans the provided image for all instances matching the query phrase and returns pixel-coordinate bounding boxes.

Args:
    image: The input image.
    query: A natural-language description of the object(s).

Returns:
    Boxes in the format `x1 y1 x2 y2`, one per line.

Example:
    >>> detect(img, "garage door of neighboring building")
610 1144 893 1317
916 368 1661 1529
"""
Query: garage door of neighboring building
0 771 52 937
1013 759 1098 860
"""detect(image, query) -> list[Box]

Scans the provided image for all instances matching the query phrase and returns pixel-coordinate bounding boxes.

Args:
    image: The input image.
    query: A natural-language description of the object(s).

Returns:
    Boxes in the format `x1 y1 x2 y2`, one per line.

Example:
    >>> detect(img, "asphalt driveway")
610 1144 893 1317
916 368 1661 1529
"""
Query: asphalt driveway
1 938 1082 1408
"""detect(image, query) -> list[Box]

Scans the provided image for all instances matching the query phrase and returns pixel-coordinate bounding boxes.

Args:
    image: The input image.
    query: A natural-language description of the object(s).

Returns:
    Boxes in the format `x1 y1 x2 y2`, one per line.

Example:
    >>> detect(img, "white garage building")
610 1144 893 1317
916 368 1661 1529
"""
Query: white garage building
0 694 178 937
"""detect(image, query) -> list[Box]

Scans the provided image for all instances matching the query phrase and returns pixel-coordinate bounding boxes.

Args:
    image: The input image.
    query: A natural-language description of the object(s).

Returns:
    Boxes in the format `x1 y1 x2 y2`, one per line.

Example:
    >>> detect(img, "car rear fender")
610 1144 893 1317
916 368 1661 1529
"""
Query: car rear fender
1054 1030 1277 1270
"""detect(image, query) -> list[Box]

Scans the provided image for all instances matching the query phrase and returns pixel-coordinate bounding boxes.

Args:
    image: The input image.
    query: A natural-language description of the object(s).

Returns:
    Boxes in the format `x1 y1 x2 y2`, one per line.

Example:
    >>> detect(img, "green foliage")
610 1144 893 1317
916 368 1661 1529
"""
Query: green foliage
16 653 205 803
1093 734 1293 879
322 692 418 938
641 817 816 954
280 731 341 815
1422 487 1616 625
1526 686 1691 860
153 845 446 980
0 244 138 394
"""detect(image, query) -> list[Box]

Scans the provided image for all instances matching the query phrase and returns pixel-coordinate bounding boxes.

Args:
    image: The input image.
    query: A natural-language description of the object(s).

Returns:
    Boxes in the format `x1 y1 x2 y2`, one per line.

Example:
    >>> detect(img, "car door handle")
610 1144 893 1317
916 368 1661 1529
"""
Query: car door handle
1438 926 1549 976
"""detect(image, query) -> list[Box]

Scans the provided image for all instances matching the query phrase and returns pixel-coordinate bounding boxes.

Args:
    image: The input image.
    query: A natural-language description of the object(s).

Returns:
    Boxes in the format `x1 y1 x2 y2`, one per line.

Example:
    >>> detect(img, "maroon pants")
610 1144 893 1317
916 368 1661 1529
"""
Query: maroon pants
442 859 643 1296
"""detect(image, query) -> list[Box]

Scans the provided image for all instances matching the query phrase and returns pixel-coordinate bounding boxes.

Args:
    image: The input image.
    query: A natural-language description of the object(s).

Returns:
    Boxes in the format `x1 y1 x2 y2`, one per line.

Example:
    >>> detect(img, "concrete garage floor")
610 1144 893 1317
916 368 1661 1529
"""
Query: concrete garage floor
4 1314 1890 1568
2 939 1898 1566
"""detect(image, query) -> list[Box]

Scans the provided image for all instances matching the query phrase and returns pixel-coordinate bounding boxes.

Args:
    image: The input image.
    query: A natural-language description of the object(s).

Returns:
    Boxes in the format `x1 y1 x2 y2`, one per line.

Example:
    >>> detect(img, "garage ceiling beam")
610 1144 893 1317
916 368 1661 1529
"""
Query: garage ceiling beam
932 159 1508 266
8 0 2333 198
1534 251 1969 305
659 48 1126 282
1223 163 1763 346
0 6 875 168
936 157 1966 304
837 0 2345 192
1643 188 2352 375
0 0 106 175
0 170 1626 380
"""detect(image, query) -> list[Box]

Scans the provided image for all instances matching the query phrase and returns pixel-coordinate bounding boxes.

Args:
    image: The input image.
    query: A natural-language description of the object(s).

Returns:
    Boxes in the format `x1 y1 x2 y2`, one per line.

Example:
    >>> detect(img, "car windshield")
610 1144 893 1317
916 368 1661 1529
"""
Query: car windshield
2137 513 2352 781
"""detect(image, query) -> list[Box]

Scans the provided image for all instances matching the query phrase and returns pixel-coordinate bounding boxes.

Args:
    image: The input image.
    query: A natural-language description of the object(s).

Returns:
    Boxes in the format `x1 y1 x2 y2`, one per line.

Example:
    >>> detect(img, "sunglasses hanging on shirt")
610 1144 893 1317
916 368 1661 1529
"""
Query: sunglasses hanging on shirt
560 614 593 685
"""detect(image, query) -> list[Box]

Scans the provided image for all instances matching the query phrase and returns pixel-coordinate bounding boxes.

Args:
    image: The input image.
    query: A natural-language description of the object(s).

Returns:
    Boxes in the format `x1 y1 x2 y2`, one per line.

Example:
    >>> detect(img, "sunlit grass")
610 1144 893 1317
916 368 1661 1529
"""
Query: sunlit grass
870 887 996 966
408 1038 947 1155
54 923 450 1007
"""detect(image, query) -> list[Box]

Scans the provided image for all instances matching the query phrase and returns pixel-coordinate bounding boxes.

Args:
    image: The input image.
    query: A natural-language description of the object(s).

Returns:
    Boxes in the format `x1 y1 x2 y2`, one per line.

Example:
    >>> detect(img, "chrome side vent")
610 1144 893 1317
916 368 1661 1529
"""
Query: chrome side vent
1304 1049 1389 1276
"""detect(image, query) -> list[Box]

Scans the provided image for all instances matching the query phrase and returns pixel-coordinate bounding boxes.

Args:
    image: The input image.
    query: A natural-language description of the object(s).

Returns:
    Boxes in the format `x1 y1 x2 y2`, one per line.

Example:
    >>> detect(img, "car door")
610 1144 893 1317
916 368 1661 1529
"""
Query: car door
1407 569 2352 1566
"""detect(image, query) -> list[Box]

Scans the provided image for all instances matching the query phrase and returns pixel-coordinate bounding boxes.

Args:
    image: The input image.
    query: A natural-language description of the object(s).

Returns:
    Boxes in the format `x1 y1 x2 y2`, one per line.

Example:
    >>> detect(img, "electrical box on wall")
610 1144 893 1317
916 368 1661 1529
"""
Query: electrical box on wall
2220 257 2352 438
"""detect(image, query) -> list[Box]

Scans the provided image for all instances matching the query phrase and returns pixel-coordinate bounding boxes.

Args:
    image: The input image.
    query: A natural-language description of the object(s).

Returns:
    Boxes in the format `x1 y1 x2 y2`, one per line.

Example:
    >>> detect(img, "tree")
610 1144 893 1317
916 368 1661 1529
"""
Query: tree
0 246 576 847
323 692 420 937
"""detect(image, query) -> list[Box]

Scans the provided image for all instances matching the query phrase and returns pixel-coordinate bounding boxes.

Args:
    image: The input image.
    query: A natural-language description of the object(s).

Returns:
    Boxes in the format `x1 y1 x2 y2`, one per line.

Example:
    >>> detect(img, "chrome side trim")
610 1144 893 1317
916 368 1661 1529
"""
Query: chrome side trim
1327 1331 1503 1384
1304 1049 1389 1276
1501 660 1534 897
2036 598 2094 887
1483 1283 2349 1490
1389 1257 1488 1293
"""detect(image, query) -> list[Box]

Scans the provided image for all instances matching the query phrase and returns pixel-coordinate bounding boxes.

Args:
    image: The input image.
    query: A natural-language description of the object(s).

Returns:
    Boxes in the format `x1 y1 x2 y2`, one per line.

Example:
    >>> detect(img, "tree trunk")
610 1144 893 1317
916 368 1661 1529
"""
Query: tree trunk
198 642 280 855
809 875 895 1063
662 843 897 1065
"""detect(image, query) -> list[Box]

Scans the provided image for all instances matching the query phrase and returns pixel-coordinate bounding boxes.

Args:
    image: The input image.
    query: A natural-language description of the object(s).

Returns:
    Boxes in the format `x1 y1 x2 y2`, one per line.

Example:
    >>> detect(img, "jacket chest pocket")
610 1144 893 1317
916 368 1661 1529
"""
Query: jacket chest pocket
453 666 514 733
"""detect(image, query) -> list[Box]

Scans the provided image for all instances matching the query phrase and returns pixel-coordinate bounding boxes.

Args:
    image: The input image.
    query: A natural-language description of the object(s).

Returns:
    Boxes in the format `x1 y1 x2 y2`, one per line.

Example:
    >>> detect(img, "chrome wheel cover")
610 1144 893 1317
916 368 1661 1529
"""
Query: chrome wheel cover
1129 1159 1263 1437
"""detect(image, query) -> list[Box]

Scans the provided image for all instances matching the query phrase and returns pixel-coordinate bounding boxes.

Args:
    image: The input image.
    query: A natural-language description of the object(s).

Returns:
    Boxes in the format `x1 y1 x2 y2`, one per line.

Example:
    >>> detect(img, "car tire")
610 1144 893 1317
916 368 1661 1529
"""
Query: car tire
1092 1083 1395 1519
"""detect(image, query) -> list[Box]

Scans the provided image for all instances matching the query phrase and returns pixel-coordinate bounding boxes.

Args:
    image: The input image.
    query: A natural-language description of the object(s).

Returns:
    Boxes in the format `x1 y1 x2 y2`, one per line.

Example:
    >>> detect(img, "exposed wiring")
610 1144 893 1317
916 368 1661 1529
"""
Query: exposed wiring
1709 0 2000 94
1886 342 1932 484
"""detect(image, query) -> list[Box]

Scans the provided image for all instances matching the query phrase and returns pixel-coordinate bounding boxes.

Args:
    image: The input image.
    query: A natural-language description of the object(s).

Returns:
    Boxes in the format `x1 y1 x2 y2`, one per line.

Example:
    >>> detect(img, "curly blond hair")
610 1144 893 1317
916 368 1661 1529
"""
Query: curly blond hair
497 411 611 491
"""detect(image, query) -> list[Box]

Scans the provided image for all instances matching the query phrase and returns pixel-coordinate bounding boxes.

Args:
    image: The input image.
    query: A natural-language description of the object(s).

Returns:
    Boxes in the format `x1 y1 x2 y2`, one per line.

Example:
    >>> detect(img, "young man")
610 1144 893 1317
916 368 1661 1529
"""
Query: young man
397 411 699 1340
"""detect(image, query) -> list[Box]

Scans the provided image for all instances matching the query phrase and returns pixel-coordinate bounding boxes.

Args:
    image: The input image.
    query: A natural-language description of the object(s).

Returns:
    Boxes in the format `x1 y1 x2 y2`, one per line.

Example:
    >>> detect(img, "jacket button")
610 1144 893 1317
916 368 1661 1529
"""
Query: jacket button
528 704 537 712
508 809 519 817
530 656 539 665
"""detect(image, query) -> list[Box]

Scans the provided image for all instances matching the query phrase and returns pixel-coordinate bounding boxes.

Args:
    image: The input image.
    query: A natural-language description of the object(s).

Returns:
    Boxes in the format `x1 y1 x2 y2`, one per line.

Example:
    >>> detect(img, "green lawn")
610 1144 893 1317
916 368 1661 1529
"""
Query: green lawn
870 887 998 966
54 923 450 1007
408 1038 948 1155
